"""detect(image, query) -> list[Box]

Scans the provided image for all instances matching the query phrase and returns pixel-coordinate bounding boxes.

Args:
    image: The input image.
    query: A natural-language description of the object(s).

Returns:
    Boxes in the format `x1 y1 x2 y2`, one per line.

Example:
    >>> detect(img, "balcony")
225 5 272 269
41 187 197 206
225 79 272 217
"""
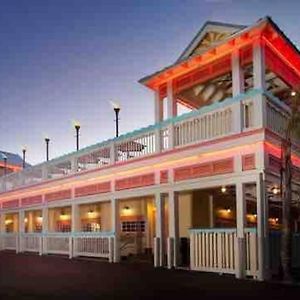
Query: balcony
0 88 289 194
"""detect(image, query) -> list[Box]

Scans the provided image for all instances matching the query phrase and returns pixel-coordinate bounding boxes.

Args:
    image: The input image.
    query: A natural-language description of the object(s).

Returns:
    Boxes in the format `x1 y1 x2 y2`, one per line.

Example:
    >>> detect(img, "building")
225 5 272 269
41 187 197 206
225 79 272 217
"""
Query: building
0 16 300 281
0 151 24 176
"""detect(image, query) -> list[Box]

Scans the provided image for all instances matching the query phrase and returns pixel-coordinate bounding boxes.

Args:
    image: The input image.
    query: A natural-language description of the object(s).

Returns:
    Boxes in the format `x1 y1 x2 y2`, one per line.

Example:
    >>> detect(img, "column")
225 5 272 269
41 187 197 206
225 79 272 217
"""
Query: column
167 81 177 149
71 157 78 173
0 213 5 250
42 207 48 255
18 210 25 253
70 203 80 258
253 40 267 128
231 49 244 133
154 192 165 267
256 172 269 281
167 191 179 268
235 181 246 279
154 90 163 123
111 198 120 263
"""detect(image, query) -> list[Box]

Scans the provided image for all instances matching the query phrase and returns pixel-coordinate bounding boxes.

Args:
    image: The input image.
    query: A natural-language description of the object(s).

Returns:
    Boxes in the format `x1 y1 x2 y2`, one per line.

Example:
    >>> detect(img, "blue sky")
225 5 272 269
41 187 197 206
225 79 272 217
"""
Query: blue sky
1 0 300 164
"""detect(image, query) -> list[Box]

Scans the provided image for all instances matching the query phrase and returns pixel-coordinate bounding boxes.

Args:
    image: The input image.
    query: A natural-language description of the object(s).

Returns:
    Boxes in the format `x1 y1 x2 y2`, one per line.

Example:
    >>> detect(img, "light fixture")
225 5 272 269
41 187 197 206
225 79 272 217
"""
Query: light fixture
123 206 130 210
37 215 43 222
221 186 227 193
272 186 280 195
110 101 121 137
87 208 94 217
226 207 231 213
291 91 296 97
253 214 257 218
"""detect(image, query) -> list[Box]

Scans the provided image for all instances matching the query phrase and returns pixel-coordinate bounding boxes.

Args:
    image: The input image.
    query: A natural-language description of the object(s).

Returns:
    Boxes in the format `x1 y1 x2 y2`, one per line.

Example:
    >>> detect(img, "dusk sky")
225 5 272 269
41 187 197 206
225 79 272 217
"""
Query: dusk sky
1 0 300 164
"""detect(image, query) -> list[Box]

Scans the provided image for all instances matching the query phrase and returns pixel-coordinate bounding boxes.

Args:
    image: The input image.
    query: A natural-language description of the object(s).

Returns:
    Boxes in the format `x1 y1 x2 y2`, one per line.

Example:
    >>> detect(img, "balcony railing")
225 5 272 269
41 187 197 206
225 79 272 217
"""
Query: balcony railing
0 89 266 194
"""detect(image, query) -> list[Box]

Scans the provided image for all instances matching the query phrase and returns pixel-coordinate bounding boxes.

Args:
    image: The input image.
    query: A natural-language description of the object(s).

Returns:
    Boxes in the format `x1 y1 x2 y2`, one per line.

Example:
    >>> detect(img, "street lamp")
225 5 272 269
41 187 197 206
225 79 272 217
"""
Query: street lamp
111 101 120 137
22 146 26 169
45 137 50 161
74 121 80 151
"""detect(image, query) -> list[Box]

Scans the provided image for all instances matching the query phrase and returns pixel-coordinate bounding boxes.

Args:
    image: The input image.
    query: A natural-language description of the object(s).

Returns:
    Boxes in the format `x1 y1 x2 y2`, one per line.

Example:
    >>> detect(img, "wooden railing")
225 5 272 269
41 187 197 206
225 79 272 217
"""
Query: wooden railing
1 232 115 261
0 89 261 194
190 228 258 277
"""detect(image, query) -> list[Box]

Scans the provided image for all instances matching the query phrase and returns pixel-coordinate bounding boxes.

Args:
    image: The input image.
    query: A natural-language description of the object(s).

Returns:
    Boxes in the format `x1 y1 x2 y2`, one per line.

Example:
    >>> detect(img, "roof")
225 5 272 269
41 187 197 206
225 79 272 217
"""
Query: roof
177 21 246 62
0 150 30 167
138 16 300 89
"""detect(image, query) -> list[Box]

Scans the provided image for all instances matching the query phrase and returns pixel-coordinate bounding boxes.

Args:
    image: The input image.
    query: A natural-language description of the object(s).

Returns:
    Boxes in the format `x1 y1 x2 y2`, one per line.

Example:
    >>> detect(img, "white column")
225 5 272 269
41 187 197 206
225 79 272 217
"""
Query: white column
42 207 48 255
18 210 25 253
0 213 5 250
154 192 165 267
167 191 179 268
110 142 116 164
111 198 120 263
253 40 267 128
235 181 246 279
167 81 177 150
71 203 80 232
154 90 163 123
231 49 244 97
231 49 244 133
256 172 269 281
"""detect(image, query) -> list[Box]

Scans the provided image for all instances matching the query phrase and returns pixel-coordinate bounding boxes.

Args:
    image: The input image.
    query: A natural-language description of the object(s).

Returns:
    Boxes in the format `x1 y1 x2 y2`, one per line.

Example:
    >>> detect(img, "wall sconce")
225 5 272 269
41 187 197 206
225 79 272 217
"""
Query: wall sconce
225 207 231 213
272 186 280 195
291 91 296 97
5 219 13 225
123 206 130 211
221 186 227 193
37 216 43 223
24 218 28 223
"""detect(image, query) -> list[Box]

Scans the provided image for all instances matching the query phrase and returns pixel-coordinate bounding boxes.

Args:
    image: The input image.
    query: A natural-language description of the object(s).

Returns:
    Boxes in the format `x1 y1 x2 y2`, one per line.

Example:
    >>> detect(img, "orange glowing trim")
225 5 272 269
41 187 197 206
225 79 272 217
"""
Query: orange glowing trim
0 141 262 204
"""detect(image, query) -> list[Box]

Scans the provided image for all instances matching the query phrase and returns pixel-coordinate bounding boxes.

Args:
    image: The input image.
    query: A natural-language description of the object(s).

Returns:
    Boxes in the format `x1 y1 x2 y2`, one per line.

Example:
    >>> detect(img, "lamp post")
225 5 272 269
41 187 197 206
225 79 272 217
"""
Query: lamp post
3 154 7 176
74 121 80 151
111 102 121 137
22 147 26 169
45 137 50 161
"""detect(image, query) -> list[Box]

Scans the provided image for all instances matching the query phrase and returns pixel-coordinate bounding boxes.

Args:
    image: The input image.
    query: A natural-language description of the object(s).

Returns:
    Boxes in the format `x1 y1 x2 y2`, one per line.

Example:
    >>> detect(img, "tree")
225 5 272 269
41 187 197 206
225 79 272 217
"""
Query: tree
280 92 300 281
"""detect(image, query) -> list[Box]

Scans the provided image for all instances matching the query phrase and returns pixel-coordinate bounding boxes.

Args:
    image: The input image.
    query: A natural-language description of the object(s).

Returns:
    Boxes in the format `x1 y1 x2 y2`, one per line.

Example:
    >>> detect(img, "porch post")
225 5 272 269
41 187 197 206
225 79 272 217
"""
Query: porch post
253 39 267 128
154 192 165 267
0 213 5 250
167 80 176 149
167 190 179 268
18 210 25 253
154 90 163 124
209 195 214 228
256 172 269 281
42 207 48 255
235 181 246 279
70 203 80 258
231 49 244 133
111 198 120 263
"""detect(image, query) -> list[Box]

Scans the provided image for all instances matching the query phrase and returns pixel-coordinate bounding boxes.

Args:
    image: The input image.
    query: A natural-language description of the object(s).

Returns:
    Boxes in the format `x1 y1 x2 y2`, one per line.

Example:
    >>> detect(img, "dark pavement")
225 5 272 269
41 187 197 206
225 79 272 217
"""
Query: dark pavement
0 251 300 300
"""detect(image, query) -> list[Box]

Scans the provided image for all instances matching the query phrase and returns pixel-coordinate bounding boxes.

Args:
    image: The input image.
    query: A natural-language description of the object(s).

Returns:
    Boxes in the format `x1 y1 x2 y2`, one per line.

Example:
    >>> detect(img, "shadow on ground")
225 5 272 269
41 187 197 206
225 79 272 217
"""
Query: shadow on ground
0 251 300 299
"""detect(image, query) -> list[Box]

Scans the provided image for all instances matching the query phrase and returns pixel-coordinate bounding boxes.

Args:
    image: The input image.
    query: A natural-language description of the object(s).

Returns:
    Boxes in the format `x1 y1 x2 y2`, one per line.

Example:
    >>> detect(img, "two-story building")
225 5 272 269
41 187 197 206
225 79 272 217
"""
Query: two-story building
1 16 300 281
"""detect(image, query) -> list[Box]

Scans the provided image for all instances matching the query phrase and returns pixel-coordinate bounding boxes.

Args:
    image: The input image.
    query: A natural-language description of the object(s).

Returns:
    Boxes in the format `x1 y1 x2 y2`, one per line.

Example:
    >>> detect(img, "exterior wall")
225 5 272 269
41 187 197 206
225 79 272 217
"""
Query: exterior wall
178 192 192 238
192 190 211 228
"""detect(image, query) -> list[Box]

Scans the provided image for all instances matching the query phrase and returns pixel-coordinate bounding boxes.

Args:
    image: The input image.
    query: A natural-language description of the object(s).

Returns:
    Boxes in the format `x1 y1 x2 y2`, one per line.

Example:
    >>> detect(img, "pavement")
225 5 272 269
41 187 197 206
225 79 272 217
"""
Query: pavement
0 251 300 299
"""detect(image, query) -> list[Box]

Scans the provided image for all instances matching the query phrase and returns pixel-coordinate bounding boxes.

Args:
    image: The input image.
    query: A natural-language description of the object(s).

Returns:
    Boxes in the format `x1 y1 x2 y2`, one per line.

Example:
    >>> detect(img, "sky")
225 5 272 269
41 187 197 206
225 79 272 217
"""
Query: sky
1 0 300 164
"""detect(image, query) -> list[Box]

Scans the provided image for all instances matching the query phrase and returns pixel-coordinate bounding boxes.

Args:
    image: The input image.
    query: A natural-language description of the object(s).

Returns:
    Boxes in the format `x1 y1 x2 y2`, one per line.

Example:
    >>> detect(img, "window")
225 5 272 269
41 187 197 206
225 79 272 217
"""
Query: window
121 221 145 232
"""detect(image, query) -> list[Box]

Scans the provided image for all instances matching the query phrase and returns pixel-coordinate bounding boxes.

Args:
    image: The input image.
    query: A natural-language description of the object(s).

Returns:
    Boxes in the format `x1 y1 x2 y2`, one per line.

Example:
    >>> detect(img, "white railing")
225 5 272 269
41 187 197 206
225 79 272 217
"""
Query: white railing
190 228 258 277
174 107 232 147
43 233 71 256
21 233 42 253
190 228 236 274
73 232 113 260
1 233 18 251
0 89 261 194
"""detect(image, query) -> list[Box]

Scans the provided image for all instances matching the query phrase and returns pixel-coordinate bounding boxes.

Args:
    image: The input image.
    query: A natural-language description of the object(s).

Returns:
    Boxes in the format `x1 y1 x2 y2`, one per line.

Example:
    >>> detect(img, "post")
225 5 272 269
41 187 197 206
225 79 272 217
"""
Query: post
71 156 78 173
75 124 80 151
70 203 80 258
253 39 267 128
0 213 5 250
154 193 165 267
18 210 25 253
235 181 246 279
22 148 26 169
167 191 179 268
167 81 177 149
209 195 214 228
231 49 244 133
111 198 120 263
154 90 163 124
42 207 48 255
45 137 50 161
256 172 269 281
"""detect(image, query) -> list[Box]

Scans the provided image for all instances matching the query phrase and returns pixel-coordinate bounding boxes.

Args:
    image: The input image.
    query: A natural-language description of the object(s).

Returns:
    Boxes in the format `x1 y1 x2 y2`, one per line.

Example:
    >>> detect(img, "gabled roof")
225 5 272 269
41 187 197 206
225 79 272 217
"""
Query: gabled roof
177 21 246 62
0 150 30 167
